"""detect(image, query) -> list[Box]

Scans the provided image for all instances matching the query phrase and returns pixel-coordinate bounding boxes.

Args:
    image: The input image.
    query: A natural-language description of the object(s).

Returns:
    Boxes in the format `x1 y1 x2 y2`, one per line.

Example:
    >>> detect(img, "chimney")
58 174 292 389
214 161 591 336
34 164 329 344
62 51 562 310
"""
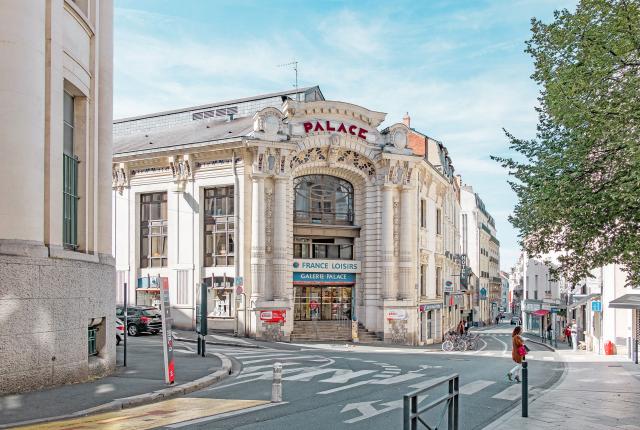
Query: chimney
402 112 411 127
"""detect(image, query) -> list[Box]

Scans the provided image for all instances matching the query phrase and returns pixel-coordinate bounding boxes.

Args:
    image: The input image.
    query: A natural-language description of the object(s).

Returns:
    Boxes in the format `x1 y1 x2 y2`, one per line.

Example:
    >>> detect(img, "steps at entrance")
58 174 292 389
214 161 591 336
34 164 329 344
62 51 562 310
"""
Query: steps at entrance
290 321 352 342
357 324 383 344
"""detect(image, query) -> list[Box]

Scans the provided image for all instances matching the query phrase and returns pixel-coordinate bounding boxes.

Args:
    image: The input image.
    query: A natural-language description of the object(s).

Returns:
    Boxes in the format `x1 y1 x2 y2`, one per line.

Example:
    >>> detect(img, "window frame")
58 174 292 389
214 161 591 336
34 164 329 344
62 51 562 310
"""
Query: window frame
294 175 354 226
203 186 235 267
62 91 79 250
140 192 168 268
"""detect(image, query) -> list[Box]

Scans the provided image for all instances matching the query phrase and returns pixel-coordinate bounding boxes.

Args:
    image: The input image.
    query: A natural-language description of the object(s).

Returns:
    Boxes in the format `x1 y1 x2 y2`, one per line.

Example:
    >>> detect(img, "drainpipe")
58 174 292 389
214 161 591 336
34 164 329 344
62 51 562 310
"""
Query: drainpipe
232 150 243 336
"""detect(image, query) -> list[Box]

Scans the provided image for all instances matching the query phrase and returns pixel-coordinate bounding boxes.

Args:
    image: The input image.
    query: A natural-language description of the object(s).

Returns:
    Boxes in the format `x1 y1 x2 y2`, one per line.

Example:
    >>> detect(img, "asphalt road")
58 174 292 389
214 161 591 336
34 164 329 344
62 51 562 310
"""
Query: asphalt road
159 324 565 430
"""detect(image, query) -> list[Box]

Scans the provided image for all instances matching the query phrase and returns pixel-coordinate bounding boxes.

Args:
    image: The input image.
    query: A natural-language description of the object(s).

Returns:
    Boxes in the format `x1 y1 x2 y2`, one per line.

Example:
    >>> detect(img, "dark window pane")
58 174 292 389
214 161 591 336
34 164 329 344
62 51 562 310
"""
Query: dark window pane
63 92 74 125
63 124 74 156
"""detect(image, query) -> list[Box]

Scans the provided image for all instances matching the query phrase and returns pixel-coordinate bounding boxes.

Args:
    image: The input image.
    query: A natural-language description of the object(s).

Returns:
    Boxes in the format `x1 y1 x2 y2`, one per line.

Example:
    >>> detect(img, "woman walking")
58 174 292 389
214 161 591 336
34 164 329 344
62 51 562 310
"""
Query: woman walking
507 326 526 382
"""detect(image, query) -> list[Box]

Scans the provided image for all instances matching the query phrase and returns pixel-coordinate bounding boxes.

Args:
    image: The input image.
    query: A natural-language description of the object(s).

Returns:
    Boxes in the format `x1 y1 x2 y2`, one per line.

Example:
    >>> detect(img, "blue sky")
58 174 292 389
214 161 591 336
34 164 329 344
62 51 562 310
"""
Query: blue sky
114 0 578 271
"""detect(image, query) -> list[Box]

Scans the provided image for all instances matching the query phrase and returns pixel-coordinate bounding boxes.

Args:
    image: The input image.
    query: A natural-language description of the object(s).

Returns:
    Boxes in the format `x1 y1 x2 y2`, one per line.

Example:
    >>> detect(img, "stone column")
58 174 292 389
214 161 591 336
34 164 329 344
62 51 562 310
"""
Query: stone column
0 1 45 245
272 176 288 300
250 175 265 300
381 184 395 299
399 186 416 300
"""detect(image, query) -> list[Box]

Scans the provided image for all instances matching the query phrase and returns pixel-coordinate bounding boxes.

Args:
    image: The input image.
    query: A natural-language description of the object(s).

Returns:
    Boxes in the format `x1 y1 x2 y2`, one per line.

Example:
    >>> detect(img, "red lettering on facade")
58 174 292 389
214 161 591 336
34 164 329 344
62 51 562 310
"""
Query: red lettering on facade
348 125 357 135
337 123 347 133
326 121 335 132
314 122 325 132
358 128 368 139
303 122 313 133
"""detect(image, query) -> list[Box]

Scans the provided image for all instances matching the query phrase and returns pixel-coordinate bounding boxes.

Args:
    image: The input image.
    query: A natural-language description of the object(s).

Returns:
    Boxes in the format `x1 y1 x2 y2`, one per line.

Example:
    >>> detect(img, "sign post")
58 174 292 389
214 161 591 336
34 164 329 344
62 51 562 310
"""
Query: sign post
197 283 208 357
123 282 128 367
160 280 175 384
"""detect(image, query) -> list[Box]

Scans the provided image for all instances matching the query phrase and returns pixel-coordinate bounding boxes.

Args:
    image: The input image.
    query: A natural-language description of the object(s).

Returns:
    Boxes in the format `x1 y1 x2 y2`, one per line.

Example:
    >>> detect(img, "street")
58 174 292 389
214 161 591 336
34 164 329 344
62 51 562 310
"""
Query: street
19 324 562 430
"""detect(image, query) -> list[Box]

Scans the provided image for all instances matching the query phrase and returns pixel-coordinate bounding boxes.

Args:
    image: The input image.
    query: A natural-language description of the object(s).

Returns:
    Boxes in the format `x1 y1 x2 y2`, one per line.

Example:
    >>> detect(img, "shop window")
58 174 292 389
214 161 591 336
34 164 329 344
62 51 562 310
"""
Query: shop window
63 91 79 249
140 192 168 268
204 186 234 267
294 175 354 225
204 276 234 318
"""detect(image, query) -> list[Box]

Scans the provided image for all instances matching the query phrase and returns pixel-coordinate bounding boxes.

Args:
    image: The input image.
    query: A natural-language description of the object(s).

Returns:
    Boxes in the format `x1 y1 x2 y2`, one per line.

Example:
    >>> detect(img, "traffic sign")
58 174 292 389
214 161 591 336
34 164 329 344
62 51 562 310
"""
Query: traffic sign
551 307 559 313
592 301 602 312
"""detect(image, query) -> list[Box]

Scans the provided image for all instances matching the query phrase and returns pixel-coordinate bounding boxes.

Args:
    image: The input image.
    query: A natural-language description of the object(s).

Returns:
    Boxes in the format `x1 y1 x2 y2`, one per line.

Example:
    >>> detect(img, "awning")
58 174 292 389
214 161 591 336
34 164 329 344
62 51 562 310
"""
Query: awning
609 294 640 309
531 309 550 317
567 293 600 310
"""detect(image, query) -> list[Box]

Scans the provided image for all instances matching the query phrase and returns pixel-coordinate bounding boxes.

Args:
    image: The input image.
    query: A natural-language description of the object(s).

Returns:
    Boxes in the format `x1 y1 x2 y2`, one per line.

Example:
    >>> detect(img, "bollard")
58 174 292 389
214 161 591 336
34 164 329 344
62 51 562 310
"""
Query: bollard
271 362 283 403
521 360 528 417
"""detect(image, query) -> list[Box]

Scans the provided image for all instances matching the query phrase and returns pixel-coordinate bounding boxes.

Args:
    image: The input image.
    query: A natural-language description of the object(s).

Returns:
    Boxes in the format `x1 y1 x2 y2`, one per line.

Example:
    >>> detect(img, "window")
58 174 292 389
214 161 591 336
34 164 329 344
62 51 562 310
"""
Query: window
294 175 354 225
87 327 97 356
140 192 168 268
436 208 442 235
462 214 468 254
204 186 234 266
420 264 427 296
436 267 442 296
420 199 427 228
63 91 79 249
293 236 353 260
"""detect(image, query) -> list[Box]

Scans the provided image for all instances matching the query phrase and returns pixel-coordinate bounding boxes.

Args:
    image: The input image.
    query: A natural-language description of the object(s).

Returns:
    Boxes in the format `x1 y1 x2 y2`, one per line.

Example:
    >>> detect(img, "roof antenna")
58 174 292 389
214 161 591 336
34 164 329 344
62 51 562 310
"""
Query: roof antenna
277 60 299 101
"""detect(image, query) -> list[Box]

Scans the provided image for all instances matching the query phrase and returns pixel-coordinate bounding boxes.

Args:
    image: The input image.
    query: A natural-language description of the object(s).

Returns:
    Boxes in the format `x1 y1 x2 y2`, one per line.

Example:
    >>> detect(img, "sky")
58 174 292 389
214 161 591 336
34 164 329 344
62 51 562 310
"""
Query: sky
113 0 578 272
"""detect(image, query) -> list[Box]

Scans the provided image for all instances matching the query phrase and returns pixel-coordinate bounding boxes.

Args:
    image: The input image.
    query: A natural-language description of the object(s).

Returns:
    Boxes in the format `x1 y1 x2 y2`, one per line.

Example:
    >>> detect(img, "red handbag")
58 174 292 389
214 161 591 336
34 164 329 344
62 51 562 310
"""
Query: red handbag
518 345 527 356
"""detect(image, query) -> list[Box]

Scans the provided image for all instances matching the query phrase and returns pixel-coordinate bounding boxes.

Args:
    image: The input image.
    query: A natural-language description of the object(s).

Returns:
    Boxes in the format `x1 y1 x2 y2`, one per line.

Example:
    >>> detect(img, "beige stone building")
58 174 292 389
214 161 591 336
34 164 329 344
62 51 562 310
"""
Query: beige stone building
112 88 466 345
0 0 114 393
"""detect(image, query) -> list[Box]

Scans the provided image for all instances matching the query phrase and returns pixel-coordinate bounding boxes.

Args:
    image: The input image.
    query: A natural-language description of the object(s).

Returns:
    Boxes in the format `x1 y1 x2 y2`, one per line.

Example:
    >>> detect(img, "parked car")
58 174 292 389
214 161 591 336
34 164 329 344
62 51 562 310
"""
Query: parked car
510 315 521 325
116 306 162 336
116 318 124 345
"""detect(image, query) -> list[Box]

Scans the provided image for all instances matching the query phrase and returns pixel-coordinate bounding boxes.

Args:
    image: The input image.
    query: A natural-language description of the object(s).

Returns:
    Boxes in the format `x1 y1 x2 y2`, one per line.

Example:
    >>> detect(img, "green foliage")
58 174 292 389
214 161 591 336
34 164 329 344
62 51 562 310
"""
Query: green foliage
494 0 640 286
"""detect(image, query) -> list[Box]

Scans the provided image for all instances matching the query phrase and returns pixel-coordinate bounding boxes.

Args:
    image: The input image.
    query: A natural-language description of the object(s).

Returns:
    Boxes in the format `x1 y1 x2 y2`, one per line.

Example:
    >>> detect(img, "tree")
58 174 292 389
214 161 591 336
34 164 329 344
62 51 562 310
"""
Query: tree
494 0 640 286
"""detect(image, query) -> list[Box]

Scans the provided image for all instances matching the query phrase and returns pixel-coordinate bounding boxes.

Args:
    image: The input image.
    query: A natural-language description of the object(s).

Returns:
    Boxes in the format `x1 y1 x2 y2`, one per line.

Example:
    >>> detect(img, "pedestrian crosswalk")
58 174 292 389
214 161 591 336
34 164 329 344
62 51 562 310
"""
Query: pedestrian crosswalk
212 346 542 405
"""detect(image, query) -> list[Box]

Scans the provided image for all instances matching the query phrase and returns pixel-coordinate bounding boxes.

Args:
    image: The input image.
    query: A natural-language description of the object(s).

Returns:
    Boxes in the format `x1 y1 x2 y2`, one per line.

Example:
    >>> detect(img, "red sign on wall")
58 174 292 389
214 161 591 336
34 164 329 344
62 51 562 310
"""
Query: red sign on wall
260 310 286 323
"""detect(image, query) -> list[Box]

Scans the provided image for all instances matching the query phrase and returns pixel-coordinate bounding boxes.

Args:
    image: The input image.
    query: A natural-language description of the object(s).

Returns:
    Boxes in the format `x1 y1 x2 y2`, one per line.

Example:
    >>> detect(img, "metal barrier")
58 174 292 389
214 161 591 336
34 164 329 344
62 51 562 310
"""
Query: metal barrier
403 374 459 430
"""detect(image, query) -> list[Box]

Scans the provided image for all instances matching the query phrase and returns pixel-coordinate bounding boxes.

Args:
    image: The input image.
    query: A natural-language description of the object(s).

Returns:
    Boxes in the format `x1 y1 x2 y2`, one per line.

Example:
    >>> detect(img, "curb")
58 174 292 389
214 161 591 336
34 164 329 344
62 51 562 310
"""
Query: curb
524 337 556 352
1 353 232 429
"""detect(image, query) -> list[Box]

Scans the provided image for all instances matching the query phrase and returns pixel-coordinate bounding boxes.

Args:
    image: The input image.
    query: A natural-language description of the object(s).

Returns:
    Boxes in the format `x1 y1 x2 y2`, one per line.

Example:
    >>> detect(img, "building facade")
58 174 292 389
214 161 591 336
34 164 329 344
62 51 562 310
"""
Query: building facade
112 90 466 345
460 186 501 325
0 0 115 393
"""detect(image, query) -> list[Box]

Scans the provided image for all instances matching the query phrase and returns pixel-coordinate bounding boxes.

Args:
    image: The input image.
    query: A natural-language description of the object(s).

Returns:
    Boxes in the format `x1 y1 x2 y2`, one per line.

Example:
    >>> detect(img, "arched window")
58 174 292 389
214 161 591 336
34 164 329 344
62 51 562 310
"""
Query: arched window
294 175 354 225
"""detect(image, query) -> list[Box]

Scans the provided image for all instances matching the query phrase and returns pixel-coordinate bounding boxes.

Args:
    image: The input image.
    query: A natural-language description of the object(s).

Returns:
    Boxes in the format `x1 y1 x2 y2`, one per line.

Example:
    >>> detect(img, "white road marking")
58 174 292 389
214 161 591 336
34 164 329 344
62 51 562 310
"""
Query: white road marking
242 355 317 364
283 368 338 381
242 362 301 373
341 400 403 424
317 380 371 394
319 369 377 384
233 353 297 360
492 384 521 400
459 380 495 395
408 378 438 389
492 335 509 354
370 373 423 385
543 356 555 361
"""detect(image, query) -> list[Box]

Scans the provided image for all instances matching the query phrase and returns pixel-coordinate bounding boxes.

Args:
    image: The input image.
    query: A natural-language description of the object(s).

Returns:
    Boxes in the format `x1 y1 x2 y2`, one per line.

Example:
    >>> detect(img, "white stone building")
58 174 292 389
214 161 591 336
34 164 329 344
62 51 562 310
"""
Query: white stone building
0 0 115 393
112 88 465 345
460 186 501 325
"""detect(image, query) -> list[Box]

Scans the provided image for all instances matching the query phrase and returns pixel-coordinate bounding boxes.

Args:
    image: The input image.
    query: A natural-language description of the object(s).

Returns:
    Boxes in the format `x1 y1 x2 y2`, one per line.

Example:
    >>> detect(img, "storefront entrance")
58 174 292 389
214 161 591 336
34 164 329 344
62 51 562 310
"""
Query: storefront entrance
294 285 352 321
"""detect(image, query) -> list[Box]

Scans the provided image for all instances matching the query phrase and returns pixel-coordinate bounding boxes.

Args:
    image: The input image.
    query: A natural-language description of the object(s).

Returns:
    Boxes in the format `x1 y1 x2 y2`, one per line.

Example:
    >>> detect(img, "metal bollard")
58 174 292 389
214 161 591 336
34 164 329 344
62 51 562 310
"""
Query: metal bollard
521 360 528 417
271 362 283 403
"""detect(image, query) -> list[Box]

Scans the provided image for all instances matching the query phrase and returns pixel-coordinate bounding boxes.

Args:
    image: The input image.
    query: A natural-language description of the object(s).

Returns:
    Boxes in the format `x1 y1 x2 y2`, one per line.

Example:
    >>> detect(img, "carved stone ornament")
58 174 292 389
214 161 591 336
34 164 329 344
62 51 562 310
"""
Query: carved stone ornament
393 199 400 257
112 165 128 194
253 107 286 140
265 187 274 253
170 158 191 182
393 130 407 150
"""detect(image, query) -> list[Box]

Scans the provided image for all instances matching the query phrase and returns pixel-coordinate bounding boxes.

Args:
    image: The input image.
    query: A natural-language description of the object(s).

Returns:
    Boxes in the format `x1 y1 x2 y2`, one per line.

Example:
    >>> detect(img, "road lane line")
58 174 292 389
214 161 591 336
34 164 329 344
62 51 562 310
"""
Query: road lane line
492 384 521 400
492 335 508 354
319 369 376 383
370 373 423 385
317 380 371 394
459 380 495 395
408 378 438 389
242 355 317 364
283 368 338 381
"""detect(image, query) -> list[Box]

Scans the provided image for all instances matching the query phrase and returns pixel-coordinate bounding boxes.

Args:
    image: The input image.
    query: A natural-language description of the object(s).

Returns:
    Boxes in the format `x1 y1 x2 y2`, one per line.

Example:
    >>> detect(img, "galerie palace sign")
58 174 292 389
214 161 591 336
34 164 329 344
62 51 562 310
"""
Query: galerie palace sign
303 120 369 140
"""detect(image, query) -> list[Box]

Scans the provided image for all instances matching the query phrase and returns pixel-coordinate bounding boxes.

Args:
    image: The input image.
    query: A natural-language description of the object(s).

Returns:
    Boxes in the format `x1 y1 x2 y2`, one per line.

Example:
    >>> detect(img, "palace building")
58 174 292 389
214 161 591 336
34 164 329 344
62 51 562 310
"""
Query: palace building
112 87 470 345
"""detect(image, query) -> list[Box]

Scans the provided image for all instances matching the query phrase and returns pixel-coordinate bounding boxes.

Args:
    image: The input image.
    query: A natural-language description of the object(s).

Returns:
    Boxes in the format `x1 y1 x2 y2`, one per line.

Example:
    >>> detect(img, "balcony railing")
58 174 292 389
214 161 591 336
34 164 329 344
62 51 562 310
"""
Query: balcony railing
294 243 353 260
294 210 353 226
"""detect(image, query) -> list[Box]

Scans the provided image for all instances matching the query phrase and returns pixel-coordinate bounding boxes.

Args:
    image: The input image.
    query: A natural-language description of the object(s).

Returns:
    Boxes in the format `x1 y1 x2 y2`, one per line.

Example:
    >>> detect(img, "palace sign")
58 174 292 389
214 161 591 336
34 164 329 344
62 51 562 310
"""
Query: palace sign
303 120 369 140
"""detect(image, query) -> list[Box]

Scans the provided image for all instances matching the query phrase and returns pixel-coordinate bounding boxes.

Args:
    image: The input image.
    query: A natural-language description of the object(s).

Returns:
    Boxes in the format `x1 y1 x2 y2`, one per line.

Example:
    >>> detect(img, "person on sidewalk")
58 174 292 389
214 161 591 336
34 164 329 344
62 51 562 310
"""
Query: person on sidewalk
571 320 578 351
507 326 526 383
457 320 465 336
565 324 572 348
546 322 553 342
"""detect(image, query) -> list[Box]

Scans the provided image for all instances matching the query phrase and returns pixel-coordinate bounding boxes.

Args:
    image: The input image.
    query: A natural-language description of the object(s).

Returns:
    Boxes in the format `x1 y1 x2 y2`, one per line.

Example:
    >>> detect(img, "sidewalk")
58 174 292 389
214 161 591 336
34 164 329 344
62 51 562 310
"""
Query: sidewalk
0 335 231 428
484 350 640 429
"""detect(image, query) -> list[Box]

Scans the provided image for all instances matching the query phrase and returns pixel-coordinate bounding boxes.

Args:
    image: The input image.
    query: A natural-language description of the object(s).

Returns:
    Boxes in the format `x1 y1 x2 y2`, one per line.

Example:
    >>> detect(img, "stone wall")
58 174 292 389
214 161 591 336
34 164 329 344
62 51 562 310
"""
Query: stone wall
0 254 115 394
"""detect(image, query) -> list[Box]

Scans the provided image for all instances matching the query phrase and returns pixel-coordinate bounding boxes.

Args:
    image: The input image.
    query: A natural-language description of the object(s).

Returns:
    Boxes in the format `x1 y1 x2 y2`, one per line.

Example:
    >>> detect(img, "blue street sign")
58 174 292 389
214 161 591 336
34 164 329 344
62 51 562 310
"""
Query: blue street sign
591 301 602 312
551 307 559 313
